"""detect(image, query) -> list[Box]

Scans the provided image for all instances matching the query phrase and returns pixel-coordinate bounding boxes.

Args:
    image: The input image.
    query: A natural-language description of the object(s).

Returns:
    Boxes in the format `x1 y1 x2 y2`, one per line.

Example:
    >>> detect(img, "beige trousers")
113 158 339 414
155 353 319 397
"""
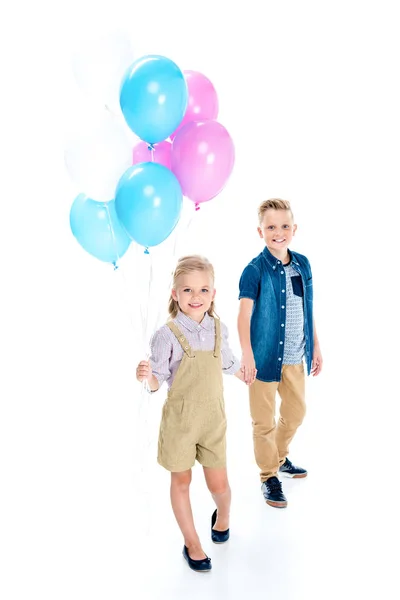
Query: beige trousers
249 364 306 482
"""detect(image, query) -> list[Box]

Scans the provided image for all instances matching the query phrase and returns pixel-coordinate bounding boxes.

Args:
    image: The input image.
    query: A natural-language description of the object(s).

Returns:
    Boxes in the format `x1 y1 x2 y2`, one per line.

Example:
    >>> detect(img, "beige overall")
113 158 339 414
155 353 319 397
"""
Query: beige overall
157 319 227 473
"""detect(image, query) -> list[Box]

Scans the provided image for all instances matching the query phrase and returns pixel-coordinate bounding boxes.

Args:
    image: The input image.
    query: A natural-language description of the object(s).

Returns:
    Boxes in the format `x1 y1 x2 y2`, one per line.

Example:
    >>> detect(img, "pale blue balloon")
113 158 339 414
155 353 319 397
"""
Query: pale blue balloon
70 195 131 265
115 162 183 248
119 55 188 144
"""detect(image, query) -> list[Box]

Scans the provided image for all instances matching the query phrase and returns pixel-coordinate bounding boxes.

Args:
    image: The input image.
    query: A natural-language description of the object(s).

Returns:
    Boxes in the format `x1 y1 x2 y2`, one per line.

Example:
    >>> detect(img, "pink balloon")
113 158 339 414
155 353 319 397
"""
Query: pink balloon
132 140 172 170
169 70 219 141
171 120 235 207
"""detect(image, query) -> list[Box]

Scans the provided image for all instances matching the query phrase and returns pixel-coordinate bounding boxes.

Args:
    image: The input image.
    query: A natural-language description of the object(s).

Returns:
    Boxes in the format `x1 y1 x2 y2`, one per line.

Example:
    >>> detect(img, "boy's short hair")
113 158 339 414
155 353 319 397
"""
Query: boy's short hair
258 198 293 223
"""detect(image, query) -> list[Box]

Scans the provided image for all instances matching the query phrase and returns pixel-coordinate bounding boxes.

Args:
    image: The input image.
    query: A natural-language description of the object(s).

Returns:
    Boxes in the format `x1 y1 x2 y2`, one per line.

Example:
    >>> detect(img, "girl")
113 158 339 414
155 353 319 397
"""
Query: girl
136 255 253 572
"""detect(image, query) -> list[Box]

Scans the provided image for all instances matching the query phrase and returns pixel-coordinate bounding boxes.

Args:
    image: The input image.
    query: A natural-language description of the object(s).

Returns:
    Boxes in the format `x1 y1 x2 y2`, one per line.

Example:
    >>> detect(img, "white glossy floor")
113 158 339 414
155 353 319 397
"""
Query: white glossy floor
125 378 395 600
3 372 394 600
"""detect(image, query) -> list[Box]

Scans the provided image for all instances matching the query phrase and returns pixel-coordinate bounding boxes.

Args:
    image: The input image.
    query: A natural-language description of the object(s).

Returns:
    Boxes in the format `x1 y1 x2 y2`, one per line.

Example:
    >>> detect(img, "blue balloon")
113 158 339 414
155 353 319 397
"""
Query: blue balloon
115 162 183 248
70 195 131 265
119 55 188 144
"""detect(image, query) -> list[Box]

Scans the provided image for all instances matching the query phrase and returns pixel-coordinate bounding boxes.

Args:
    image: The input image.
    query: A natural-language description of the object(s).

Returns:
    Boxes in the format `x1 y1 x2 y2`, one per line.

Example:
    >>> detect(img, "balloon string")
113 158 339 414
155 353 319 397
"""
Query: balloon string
144 144 154 252
106 221 153 510
132 243 154 540
147 143 155 163
104 222 152 437
151 205 197 339
104 202 120 269
172 205 196 261
141 250 153 394
129 246 153 542
104 214 154 540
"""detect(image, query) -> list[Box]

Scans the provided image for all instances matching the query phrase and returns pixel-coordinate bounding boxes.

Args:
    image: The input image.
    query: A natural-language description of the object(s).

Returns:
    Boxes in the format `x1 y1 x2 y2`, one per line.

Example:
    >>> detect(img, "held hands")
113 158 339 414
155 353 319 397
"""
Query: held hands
136 360 153 383
240 351 257 385
235 369 256 386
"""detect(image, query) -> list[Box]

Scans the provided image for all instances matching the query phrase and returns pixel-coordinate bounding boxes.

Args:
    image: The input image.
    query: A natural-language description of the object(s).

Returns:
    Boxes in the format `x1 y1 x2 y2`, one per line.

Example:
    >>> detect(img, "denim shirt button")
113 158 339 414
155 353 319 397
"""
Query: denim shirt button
278 357 282 361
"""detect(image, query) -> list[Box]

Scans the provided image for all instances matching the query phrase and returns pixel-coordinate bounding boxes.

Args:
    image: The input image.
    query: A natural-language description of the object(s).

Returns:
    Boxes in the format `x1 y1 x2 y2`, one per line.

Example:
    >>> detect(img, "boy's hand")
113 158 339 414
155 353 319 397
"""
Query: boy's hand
136 360 153 383
311 347 323 376
240 351 257 385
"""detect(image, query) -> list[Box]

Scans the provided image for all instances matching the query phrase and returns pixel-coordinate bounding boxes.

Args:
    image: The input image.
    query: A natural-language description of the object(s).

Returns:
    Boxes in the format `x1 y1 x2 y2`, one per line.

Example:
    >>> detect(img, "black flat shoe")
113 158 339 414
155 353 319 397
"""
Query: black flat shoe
211 509 230 544
182 545 212 572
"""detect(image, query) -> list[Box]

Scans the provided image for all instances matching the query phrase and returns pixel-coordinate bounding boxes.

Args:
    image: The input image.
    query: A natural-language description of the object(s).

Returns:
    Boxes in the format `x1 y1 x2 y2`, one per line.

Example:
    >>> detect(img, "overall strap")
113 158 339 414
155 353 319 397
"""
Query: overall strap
167 321 195 358
213 318 222 358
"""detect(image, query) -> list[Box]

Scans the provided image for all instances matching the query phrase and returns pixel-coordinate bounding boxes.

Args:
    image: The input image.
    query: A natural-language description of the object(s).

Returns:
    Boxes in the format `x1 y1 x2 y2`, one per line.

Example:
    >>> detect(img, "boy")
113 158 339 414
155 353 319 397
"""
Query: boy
237 199 322 508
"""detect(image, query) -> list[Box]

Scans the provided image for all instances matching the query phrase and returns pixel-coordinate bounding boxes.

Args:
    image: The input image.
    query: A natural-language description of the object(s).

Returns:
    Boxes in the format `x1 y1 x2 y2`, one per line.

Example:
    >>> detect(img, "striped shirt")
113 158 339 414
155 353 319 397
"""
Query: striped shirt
150 311 241 389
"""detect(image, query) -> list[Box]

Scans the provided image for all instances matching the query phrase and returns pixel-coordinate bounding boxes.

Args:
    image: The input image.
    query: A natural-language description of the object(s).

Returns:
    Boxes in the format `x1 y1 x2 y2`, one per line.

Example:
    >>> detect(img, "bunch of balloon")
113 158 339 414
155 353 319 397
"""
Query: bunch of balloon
66 32 140 268
130 69 236 214
170 70 235 212
116 55 188 254
66 106 134 268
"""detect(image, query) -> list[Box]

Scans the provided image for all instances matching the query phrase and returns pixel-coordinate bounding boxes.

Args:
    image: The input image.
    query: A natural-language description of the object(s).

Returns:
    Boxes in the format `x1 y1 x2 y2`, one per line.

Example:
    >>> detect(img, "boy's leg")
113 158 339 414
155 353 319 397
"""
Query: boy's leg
170 469 206 560
203 466 231 531
249 379 280 482
276 364 306 464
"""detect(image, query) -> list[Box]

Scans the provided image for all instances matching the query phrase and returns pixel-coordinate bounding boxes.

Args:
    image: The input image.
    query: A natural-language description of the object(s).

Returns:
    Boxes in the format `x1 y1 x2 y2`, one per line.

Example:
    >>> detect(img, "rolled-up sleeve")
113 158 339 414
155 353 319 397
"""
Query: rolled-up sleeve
220 322 241 375
238 264 260 301
149 327 172 387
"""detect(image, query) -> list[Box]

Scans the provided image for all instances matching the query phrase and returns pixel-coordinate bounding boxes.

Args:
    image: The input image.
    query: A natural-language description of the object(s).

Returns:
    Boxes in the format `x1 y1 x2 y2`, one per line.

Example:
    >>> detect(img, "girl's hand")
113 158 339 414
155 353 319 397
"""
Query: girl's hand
136 360 153 383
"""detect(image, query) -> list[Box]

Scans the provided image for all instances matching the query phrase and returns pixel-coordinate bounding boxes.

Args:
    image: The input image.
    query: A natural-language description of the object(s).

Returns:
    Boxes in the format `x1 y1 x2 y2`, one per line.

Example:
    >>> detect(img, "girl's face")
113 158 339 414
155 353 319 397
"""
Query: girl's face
172 270 215 323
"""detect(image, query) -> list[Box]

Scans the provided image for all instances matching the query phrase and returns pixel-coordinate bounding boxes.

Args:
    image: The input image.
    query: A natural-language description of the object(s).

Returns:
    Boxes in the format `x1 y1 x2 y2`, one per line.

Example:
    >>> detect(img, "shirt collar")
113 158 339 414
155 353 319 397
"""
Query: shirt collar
175 310 214 332
262 246 299 270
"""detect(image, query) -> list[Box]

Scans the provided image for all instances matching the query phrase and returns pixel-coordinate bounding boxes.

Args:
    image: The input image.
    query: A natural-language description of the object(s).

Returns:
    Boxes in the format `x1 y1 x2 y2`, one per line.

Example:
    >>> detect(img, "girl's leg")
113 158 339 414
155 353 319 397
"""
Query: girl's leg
203 467 231 531
170 470 207 560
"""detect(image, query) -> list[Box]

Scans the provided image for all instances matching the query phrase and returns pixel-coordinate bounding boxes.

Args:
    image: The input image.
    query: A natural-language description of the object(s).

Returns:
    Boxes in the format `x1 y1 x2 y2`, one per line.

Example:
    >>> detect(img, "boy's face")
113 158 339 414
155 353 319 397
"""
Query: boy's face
258 209 297 253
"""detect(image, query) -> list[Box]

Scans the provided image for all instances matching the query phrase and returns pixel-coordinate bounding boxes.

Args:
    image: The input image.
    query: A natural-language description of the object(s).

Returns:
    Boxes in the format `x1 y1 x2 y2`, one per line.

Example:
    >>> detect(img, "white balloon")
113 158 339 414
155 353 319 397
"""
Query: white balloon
72 30 135 115
64 108 133 202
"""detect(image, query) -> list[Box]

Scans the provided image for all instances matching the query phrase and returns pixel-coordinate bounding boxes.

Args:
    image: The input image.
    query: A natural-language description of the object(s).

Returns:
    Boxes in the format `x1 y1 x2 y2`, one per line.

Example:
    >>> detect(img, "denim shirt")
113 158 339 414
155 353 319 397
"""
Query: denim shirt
238 246 314 382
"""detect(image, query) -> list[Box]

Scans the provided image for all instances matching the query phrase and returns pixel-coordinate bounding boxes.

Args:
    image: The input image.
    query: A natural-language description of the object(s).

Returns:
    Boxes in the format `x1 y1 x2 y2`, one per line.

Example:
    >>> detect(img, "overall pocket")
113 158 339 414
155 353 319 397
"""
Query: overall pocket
162 395 190 433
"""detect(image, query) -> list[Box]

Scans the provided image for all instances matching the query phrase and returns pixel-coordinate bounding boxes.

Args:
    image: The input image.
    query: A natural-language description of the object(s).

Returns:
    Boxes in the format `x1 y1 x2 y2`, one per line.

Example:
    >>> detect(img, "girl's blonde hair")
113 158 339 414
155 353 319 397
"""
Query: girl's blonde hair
168 255 217 319
258 198 294 224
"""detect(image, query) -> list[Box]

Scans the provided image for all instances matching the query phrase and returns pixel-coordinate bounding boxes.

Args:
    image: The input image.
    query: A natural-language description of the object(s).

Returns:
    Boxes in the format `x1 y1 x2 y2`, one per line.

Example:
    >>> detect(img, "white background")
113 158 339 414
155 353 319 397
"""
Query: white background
1 1 399 598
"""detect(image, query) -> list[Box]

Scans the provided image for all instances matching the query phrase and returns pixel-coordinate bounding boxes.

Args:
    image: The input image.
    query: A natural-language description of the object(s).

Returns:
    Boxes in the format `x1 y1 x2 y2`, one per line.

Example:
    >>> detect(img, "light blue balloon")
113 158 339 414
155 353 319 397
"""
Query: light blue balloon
115 162 183 248
119 55 188 144
70 195 131 265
